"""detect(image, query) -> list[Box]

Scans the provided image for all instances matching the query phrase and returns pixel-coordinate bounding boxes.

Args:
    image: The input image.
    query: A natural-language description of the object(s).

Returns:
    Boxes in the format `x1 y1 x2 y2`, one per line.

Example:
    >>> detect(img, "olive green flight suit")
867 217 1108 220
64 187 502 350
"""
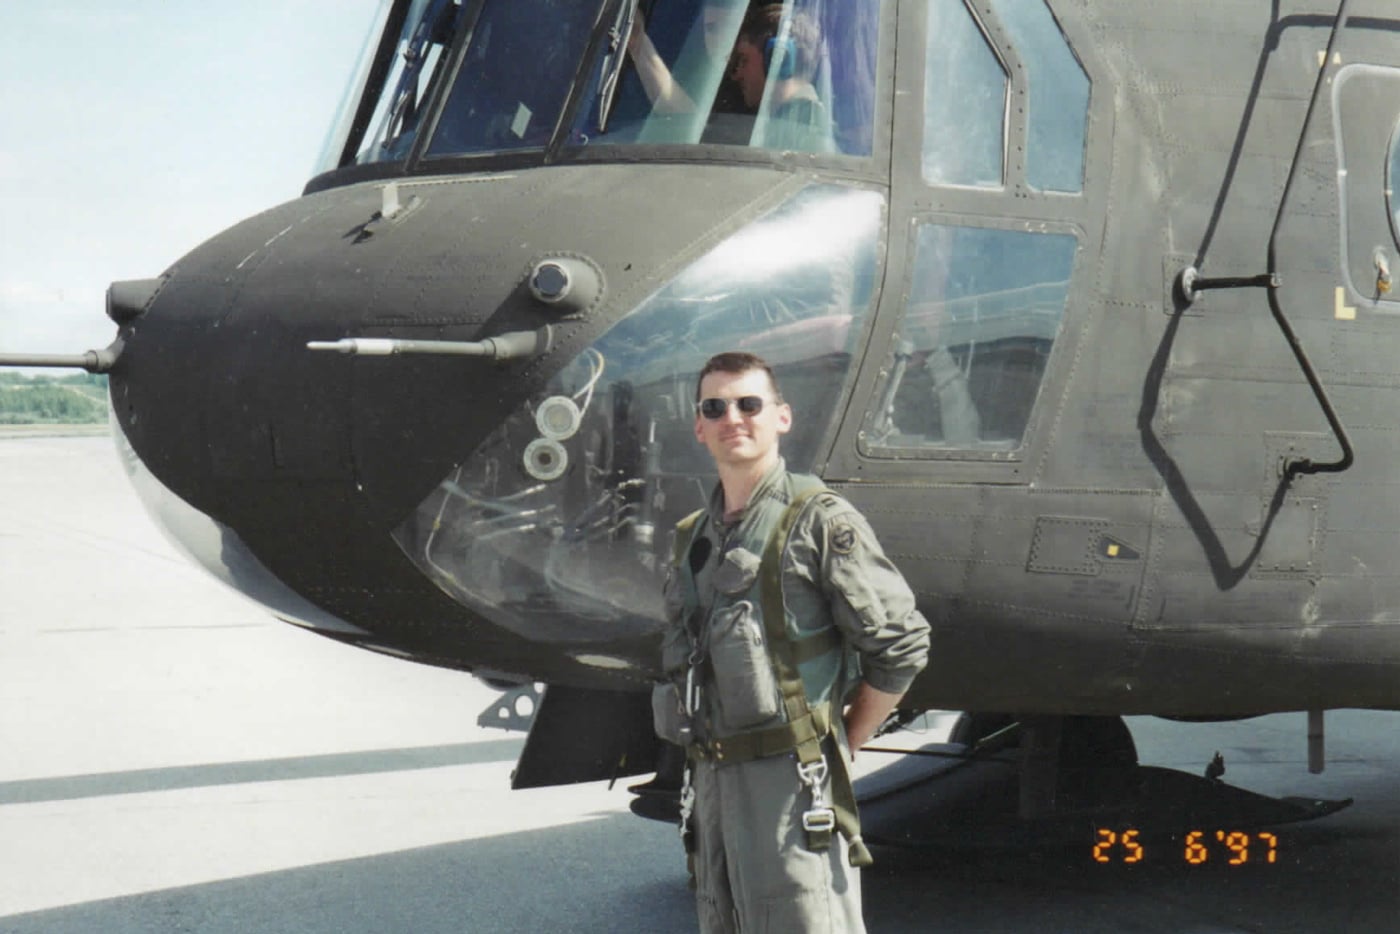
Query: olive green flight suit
658 460 931 933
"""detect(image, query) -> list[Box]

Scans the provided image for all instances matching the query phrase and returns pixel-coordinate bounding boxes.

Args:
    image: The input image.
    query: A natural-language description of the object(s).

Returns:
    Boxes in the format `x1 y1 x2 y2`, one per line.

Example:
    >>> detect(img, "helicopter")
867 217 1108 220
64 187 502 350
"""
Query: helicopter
5 0 1400 844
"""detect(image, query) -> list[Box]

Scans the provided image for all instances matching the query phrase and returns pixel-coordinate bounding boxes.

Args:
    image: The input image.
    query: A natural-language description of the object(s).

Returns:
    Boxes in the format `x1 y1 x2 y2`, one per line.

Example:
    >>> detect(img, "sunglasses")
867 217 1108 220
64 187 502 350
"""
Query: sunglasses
697 396 769 420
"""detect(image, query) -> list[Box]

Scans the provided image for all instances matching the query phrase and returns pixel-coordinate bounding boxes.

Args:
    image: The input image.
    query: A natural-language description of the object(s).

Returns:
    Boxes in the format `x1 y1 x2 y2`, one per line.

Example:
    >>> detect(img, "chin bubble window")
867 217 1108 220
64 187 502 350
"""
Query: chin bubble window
392 184 884 654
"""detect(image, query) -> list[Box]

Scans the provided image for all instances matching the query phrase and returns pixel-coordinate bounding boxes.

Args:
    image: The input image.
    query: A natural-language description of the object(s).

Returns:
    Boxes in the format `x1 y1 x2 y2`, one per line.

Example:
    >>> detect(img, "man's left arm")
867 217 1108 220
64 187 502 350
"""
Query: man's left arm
813 504 932 754
843 681 905 753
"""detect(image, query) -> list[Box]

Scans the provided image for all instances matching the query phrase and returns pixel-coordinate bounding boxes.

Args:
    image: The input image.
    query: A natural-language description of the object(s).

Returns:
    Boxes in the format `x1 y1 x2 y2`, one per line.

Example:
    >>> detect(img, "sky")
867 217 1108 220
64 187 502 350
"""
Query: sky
0 1 384 359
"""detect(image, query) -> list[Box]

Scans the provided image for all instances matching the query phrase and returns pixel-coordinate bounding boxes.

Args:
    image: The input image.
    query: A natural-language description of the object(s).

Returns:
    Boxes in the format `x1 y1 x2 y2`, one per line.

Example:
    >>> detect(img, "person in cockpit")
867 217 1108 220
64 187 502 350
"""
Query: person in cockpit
627 0 751 116
729 4 833 153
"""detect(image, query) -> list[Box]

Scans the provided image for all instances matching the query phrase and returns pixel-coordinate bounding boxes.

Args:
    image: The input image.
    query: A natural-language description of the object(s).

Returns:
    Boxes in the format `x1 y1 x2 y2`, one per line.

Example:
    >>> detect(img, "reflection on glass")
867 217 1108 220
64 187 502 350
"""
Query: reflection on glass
577 0 881 156
864 223 1077 453
393 185 884 651
924 1 1007 187
990 0 1089 192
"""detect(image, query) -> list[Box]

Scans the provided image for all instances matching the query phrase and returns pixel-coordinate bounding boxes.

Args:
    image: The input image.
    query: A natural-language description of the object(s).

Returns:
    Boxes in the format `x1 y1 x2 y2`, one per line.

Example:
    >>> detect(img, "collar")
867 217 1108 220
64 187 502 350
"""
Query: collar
709 458 788 527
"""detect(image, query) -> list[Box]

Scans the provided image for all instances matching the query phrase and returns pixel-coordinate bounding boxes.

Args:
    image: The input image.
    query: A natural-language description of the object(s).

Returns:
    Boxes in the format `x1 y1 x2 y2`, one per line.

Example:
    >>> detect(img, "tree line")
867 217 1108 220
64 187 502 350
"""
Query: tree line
0 373 108 424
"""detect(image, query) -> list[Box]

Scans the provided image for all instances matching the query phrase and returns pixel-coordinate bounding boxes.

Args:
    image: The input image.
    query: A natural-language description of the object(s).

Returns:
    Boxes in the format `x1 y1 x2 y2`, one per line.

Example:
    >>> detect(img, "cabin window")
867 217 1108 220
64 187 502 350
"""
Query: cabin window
1389 120 1400 254
860 223 1078 455
989 0 1088 193
577 0 881 157
923 1 1007 187
1334 65 1400 305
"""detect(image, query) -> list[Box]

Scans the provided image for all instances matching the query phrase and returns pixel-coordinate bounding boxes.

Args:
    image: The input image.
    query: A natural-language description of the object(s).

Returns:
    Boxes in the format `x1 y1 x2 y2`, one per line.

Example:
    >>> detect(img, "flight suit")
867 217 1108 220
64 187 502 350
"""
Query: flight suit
658 460 930 933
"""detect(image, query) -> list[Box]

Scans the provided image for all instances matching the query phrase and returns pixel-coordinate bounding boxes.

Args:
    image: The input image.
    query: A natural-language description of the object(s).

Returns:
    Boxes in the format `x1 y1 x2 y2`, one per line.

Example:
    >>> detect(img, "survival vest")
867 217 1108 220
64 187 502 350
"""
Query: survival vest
670 470 872 867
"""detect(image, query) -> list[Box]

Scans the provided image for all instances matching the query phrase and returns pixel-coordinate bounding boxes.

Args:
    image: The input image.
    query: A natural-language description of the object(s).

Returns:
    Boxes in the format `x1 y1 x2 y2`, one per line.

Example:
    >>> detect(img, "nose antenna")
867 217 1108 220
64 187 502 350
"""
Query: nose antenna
0 339 124 374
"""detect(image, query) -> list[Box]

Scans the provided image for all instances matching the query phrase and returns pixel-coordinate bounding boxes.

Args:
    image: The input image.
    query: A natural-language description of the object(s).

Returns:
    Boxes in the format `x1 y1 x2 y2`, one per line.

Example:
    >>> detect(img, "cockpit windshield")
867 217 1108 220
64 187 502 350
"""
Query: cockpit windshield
562 0 880 156
355 0 468 164
330 0 882 169
425 0 605 157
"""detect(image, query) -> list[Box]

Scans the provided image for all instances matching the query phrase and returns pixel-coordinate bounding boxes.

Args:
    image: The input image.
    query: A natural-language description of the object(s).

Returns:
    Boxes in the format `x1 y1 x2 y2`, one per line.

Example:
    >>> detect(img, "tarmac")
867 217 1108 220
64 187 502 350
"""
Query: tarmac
2 433 1397 933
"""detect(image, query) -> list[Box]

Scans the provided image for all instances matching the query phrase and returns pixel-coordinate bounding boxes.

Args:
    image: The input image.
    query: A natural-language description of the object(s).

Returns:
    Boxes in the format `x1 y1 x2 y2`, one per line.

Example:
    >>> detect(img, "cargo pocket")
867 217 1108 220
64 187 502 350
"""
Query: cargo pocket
651 682 685 744
709 600 781 732
760 889 834 934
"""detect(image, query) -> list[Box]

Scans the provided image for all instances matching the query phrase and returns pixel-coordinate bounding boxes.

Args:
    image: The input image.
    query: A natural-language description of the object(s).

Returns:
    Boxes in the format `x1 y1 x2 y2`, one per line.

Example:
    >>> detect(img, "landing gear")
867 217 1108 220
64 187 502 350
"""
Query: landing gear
628 741 686 822
626 714 1352 848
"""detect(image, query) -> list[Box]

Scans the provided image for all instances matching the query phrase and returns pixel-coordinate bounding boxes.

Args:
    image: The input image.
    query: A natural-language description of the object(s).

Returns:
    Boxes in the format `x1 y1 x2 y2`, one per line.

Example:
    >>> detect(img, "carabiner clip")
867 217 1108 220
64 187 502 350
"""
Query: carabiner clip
796 757 828 790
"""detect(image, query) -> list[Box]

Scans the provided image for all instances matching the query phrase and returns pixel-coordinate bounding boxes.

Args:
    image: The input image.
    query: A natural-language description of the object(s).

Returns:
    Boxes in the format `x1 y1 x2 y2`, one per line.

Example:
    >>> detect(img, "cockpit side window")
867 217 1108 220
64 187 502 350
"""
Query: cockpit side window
923 0 1089 192
989 0 1089 193
923 2 1007 187
577 0 881 157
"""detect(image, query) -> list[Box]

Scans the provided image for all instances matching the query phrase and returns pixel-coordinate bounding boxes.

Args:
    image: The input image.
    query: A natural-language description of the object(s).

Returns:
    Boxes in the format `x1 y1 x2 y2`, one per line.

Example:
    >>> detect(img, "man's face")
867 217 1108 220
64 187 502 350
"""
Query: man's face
730 38 767 109
693 367 792 470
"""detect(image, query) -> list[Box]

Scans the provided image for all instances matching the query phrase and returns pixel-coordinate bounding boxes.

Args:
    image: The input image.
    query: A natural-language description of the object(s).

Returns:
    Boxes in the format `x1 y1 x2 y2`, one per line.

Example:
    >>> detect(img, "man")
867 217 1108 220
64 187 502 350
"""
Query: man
730 4 834 152
657 352 931 932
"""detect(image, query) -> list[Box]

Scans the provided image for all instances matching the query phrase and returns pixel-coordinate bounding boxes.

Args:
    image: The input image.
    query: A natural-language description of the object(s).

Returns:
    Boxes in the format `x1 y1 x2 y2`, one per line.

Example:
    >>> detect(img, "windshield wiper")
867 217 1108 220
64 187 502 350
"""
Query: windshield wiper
378 0 456 155
596 0 639 134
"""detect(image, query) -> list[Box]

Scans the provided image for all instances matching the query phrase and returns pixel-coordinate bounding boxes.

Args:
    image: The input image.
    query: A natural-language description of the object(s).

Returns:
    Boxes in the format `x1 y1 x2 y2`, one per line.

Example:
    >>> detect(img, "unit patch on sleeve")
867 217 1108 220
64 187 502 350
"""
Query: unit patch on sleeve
830 522 858 555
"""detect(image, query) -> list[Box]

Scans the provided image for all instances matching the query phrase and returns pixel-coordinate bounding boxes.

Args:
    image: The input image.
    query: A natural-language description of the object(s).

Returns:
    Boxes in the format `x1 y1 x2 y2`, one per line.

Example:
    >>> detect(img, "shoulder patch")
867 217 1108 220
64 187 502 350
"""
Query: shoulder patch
830 521 858 555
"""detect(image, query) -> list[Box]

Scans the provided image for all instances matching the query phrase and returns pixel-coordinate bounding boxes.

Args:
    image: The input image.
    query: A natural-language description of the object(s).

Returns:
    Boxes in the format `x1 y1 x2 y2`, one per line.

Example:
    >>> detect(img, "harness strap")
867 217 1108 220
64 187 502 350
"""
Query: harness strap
758 487 869 863
828 742 874 867
686 703 831 764
758 486 830 767
673 509 705 625
673 483 870 866
671 509 704 565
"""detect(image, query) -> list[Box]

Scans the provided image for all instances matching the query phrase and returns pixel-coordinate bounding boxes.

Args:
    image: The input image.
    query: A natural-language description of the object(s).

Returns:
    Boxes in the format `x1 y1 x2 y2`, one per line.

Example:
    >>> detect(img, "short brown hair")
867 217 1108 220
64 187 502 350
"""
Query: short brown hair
695 351 783 403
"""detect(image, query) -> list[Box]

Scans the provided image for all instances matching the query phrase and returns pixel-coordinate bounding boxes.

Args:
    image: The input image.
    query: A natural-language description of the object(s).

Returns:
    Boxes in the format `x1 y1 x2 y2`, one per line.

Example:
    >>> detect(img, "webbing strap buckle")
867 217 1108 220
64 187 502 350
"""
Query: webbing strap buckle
802 807 836 833
796 754 834 843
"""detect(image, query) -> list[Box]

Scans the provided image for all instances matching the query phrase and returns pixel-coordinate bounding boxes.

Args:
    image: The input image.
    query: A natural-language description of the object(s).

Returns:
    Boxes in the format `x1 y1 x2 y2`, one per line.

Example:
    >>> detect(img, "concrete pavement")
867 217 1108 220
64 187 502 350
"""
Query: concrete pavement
2 434 1396 932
